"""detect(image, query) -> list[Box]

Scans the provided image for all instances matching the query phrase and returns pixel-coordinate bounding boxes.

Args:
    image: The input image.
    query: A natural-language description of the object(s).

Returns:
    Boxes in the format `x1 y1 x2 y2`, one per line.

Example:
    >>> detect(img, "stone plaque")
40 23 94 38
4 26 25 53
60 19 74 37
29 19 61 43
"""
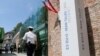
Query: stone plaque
59 0 90 56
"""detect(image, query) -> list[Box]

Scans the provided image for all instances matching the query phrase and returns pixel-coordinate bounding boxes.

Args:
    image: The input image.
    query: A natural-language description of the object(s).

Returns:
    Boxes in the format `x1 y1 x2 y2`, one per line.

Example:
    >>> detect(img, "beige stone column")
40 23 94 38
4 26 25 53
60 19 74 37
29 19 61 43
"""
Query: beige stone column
48 0 62 56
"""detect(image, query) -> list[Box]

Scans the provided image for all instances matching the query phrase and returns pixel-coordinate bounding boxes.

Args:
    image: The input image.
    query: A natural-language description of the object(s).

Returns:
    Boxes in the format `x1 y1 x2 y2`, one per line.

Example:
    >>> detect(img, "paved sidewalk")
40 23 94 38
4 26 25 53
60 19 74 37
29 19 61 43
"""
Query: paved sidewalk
0 53 16 56
0 51 26 56
14 52 35 56
0 52 35 56
14 52 26 56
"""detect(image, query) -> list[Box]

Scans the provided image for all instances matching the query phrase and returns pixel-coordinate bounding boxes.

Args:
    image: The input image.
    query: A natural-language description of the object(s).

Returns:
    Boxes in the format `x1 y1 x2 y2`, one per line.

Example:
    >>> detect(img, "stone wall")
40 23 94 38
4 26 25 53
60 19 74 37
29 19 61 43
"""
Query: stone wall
48 0 62 56
48 0 100 56
85 0 100 56
80 0 100 56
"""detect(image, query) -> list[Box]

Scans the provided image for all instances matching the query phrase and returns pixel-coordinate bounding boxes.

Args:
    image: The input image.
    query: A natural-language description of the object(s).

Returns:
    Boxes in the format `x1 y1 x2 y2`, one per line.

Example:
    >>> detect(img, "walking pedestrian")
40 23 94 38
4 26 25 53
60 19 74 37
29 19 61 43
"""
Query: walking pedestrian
10 45 13 53
5 44 8 53
23 26 37 56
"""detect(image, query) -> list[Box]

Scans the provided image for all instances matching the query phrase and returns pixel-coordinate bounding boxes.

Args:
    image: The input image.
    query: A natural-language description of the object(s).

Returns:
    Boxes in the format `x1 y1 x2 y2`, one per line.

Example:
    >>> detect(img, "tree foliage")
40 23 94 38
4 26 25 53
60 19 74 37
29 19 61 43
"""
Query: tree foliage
0 27 4 43
36 7 48 26
19 25 27 38
0 38 3 43
12 22 23 35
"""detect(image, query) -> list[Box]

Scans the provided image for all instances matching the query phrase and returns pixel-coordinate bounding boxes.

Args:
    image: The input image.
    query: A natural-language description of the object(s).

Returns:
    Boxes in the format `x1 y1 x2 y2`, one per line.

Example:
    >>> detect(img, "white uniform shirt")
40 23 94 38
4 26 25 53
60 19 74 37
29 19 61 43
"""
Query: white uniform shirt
23 31 37 44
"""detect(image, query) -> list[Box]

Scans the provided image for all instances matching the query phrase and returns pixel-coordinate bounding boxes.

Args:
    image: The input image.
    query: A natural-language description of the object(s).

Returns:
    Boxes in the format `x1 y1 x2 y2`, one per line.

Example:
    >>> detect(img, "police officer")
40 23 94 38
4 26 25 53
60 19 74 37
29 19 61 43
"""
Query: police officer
23 26 37 56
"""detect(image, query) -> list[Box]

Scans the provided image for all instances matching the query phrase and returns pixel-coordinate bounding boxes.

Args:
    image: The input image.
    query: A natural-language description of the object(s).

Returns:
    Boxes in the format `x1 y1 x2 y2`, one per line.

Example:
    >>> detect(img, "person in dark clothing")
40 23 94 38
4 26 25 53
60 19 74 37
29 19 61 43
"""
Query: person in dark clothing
5 44 8 53
10 45 13 53
26 42 36 56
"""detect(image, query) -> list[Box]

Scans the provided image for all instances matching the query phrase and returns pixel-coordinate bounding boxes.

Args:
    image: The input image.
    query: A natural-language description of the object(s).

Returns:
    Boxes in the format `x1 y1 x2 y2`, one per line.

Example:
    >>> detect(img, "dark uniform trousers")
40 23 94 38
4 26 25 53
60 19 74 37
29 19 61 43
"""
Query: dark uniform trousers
26 42 36 56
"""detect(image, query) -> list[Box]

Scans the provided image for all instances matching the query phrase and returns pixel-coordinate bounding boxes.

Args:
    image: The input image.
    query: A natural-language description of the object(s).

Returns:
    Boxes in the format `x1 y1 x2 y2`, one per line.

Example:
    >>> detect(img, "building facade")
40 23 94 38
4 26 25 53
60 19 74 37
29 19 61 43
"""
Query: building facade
2 32 13 49
48 0 61 56
85 0 100 56
48 0 100 56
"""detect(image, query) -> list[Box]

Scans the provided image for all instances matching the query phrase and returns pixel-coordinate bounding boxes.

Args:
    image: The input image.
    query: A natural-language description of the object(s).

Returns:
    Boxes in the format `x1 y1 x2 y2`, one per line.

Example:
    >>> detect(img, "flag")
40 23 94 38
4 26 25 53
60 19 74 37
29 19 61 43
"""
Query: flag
43 0 58 13
43 1 52 11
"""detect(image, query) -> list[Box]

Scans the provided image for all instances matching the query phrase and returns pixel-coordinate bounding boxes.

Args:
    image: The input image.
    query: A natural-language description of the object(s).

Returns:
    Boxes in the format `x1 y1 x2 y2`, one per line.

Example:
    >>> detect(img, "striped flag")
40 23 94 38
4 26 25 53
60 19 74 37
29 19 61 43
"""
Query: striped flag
43 0 58 13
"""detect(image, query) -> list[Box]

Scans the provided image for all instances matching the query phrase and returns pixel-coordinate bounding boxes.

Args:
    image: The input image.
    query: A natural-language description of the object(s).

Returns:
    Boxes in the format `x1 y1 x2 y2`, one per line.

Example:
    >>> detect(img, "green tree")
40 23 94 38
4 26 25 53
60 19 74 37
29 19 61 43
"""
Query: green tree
12 22 23 35
36 7 48 26
0 27 4 43
19 25 27 38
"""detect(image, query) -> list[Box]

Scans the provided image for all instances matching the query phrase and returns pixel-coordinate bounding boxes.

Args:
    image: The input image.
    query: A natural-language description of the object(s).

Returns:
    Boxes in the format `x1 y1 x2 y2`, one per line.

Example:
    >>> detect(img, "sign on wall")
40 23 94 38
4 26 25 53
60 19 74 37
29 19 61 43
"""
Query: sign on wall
59 0 90 56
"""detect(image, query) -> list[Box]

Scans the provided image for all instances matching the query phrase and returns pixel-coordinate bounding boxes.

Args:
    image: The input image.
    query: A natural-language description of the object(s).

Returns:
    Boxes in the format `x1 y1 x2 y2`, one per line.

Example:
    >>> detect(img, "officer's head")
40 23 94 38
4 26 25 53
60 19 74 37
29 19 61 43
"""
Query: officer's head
28 26 33 31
